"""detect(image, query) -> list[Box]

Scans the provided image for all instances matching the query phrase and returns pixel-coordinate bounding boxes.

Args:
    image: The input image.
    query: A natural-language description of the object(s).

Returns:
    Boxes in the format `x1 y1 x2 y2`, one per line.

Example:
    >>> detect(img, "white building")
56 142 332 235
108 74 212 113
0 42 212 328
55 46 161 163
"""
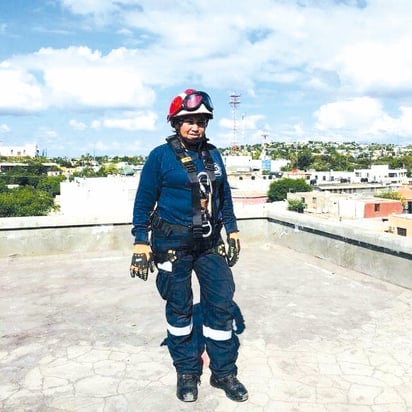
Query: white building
0 144 39 158
59 176 139 218
309 165 407 186
353 165 407 185
223 155 289 174
308 170 354 184
288 191 403 219
223 155 252 173
250 159 289 173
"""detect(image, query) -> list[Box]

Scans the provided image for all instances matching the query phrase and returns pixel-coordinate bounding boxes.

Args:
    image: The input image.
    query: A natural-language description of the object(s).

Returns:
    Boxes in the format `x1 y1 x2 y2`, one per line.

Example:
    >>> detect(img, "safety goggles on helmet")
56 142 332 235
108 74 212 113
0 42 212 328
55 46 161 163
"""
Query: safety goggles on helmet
168 90 214 121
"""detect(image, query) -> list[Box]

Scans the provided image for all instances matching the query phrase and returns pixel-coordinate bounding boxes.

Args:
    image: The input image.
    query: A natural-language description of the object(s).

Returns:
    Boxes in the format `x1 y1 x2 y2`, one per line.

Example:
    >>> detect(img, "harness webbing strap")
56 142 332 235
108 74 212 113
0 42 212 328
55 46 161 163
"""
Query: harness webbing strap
166 134 216 238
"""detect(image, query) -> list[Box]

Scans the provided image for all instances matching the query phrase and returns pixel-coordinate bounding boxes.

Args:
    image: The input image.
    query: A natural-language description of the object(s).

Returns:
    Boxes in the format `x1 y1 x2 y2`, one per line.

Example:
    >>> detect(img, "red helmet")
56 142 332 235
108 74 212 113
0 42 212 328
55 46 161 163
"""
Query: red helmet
167 89 214 122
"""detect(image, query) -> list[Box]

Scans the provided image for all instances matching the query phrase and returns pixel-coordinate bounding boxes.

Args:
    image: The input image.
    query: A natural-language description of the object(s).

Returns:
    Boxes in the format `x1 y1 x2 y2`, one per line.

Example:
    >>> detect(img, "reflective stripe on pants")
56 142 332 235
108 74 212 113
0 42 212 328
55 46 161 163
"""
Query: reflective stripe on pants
155 241 239 378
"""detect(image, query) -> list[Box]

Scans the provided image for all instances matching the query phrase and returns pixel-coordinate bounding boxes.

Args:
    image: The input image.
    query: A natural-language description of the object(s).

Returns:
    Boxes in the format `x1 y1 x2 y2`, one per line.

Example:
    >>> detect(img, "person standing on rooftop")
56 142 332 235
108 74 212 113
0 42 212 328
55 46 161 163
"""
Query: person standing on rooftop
130 88 248 403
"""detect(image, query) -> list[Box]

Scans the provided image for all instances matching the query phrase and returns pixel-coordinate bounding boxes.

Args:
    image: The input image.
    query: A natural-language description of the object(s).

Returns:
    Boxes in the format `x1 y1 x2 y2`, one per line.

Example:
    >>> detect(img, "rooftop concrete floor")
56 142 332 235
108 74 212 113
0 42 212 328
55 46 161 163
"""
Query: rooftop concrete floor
1 243 412 412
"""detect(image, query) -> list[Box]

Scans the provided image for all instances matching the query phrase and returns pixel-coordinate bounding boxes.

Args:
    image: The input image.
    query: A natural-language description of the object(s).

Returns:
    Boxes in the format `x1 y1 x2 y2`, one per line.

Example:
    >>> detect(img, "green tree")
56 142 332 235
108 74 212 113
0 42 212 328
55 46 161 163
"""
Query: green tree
51 157 73 168
0 180 8 193
287 198 307 213
296 150 313 170
2 160 49 187
72 166 107 178
37 175 66 197
267 178 312 202
102 163 119 175
375 190 406 208
0 186 55 217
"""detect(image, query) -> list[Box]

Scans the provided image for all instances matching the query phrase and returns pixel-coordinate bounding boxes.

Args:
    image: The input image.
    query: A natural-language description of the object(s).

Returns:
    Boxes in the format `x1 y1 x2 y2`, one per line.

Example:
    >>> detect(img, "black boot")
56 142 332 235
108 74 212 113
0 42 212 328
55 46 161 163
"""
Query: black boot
176 374 200 402
210 374 248 402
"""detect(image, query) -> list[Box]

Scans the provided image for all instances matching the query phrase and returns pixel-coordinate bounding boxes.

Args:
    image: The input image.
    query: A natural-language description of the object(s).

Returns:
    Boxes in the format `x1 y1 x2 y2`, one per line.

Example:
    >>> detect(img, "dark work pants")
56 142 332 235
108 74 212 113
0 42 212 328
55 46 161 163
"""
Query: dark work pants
153 228 240 379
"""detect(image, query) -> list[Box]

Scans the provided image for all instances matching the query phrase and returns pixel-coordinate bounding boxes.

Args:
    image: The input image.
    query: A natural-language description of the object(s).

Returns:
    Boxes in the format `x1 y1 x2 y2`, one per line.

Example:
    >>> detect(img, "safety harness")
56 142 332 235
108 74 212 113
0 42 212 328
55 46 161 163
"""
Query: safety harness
166 134 216 239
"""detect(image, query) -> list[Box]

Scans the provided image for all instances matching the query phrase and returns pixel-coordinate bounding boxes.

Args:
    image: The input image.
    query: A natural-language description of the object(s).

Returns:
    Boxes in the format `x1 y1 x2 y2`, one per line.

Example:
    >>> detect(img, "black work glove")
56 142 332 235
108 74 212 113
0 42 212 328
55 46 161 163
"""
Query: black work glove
130 252 155 281
227 234 240 267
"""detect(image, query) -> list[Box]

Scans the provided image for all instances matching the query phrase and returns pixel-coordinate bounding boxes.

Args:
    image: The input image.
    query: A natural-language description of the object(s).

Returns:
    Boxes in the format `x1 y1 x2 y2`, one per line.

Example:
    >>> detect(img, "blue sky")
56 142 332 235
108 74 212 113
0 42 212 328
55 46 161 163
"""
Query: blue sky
1 0 412 157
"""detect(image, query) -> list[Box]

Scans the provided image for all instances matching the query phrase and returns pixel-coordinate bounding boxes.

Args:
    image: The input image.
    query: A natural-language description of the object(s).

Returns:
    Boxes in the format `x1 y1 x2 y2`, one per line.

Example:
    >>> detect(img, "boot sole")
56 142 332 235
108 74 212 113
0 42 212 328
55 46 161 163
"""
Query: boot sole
210 379 248 402
177 393 197 402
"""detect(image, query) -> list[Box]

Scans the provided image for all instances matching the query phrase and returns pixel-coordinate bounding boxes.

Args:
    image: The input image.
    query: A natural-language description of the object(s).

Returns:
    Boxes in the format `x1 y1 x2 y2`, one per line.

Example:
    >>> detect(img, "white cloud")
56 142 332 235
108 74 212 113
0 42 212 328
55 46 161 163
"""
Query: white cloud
41 129 59 139
398 107 412 134
61 0 143 15
314 97 412 138
367 106 412 137
87 137 145 155
43 0 412 97
92 111 157 131
39 47 154 109
0 123 11 133
315 97 383 131
3 0 412 152
293 124 304 136
103 112 157 131
61 0 115 15
4 46 155 112
33 128 59 145
5 1 412 113
334 37 412 94
69 119 87 130
61 0 143 26
0 66 46 113
220 114 265 131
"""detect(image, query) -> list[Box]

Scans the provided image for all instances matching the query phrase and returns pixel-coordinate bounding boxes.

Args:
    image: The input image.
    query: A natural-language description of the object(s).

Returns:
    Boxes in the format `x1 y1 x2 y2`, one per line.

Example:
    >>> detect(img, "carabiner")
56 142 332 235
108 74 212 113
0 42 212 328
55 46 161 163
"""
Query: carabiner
198 171 212 196
202 220 212 238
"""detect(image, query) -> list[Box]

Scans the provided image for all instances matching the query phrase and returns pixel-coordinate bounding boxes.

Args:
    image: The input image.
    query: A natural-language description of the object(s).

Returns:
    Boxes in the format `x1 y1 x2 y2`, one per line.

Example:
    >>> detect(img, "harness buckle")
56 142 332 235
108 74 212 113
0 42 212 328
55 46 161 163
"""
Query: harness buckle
192 226 204 239
150 213 161 229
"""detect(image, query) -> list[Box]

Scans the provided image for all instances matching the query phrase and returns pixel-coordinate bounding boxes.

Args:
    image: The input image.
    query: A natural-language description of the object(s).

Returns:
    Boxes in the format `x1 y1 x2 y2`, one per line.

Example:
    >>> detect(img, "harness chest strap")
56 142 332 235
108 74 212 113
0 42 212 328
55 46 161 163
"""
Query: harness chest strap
166 134 216 238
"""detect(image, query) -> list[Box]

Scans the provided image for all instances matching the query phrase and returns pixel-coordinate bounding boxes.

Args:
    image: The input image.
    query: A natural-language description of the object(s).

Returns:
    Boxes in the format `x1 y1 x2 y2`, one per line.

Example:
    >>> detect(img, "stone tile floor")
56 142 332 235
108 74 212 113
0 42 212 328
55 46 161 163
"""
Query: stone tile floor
1 244 412 411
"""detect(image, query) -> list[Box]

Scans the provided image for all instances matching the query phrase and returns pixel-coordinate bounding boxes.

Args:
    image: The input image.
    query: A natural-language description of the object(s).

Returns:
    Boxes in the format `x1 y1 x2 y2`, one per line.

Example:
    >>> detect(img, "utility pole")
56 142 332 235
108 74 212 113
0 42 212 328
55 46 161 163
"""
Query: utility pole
260 132 268 160
229 93 240 154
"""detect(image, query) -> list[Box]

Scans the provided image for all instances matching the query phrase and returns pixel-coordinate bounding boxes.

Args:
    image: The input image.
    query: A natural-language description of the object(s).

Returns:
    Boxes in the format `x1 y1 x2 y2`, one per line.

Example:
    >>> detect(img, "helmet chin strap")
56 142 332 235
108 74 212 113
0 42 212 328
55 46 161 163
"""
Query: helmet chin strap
180 135 206 151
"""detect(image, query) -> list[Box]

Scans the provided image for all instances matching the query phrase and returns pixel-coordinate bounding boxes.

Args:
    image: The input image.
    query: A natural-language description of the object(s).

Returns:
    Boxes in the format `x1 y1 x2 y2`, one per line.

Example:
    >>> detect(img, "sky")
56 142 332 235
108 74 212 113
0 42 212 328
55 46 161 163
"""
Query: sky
1 0 412 158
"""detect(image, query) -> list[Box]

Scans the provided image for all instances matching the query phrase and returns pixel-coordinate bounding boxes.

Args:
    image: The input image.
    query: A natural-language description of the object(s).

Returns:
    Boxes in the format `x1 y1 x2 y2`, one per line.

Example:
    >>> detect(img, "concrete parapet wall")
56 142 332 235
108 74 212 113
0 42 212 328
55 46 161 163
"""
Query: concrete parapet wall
1 208 411 289
261 205 412 289
0 215 132 257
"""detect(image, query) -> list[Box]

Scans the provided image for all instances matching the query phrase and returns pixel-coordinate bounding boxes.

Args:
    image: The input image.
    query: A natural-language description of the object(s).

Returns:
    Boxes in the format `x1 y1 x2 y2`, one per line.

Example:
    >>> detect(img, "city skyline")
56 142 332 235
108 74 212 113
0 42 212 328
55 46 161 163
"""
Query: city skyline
1 0 412 157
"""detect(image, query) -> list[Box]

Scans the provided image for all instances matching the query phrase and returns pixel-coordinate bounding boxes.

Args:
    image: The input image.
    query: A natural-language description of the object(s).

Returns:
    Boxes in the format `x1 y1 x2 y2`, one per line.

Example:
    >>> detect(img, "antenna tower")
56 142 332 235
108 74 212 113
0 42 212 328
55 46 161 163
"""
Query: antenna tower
260 132 268 160
229 92 241 154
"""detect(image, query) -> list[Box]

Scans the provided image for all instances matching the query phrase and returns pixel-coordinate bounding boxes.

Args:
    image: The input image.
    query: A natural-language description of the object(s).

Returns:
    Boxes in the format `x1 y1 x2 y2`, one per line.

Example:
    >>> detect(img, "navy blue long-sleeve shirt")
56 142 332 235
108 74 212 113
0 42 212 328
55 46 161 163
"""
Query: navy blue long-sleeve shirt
132 141 238 244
